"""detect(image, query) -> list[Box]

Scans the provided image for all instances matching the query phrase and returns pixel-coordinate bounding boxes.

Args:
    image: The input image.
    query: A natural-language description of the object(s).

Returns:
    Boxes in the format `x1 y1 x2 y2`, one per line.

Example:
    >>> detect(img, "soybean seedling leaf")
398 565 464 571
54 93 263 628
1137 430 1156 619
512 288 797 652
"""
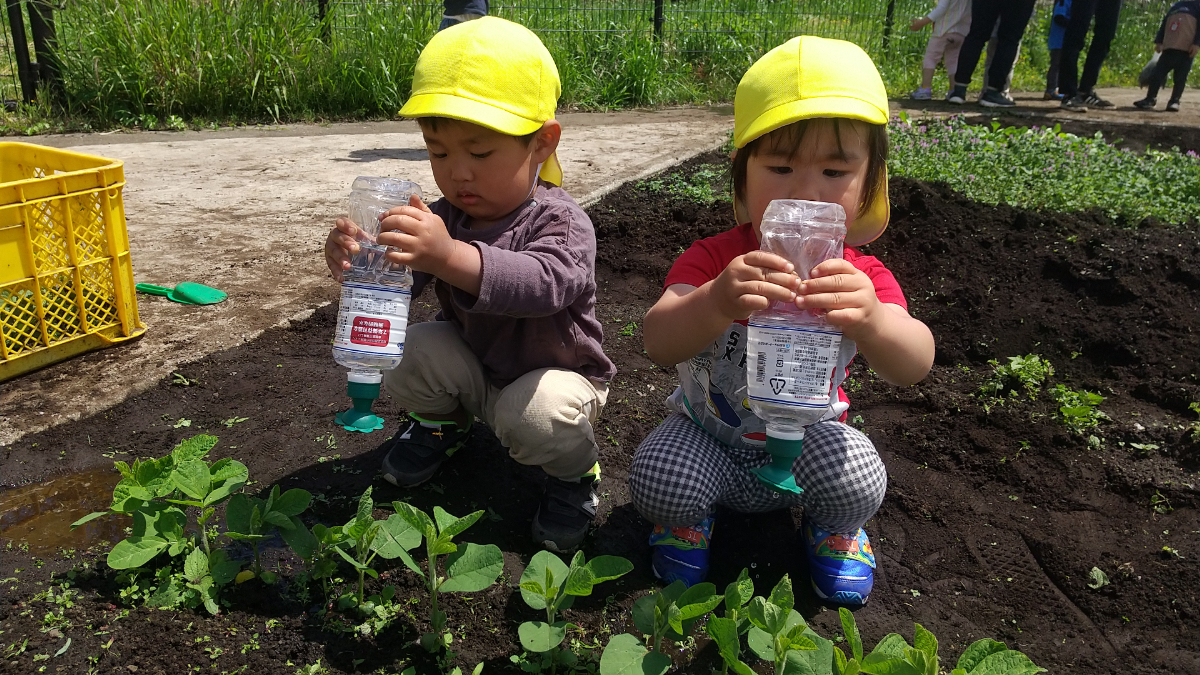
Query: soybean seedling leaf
725 568 754 610
272 488 312 516
225 494 254 534
706 616 755 674
968 650 1046 675
280 516 318 561
356 487 375 527
768 574 795 611
599 634 671 675
521 551 570 609
584 555 634 585
170 459 211 501
868 633 911 660
108 536 169 569
392 501 436 540
782 651 818 675
913 623 938 664
434 506 485 540
834 647 849 675
840 607 863 662
440 542 503 592
859 654 922 675
171 435 217 464
70 511 110 530
747 626 775 662
630 594 657 636
372 514 421 559
748 596 787 635
184 547 210 583
518 620 568 653
209 550 242 586
955 639 1008 673
333 544 369 571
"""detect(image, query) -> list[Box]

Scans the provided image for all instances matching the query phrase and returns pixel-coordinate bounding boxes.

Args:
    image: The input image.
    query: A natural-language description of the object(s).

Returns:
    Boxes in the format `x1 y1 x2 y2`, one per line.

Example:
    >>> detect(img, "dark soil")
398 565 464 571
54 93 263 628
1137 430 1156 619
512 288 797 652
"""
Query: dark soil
2 141 1198 674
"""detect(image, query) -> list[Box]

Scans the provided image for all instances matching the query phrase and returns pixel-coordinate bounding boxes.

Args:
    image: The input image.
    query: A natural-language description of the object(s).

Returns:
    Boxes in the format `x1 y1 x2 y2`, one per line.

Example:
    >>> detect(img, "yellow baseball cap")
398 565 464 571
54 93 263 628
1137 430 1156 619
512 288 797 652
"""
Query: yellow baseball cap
733 36 890 246
399 16 563 185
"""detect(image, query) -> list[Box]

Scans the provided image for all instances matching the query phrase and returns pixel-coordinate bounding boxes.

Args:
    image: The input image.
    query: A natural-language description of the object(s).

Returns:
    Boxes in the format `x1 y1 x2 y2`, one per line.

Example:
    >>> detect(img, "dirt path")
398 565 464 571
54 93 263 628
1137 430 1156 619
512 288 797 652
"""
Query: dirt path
1 108 734 446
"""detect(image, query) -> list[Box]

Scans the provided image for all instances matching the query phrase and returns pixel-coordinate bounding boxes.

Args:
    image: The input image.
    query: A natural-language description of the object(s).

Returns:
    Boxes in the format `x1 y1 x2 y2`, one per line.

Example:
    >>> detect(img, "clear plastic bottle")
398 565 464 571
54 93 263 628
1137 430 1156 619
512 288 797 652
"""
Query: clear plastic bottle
332 176 422 432
745 200 847 494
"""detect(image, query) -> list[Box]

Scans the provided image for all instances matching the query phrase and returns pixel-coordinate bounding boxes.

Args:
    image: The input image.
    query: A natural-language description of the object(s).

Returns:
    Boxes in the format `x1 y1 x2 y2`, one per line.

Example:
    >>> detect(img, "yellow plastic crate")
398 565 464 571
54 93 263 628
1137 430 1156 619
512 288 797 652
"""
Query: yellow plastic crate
0 142 145 382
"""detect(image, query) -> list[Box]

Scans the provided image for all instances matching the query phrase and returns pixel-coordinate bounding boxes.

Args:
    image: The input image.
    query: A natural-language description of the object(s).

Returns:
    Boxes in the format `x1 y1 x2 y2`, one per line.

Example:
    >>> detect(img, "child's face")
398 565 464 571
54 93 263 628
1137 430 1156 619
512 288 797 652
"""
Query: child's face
421 118 559 224
743 119 871 239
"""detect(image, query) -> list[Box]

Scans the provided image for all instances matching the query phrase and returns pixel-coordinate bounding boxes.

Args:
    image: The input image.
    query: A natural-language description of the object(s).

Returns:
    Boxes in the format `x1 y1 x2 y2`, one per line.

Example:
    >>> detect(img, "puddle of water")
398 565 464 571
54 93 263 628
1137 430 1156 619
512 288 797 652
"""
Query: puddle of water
0 468 128 554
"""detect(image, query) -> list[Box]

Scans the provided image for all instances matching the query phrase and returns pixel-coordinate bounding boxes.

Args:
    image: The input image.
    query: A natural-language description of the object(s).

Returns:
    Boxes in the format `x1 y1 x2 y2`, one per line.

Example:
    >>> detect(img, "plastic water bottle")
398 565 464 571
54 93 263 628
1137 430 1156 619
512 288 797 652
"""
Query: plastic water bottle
745 200 847 494
332 176 422 432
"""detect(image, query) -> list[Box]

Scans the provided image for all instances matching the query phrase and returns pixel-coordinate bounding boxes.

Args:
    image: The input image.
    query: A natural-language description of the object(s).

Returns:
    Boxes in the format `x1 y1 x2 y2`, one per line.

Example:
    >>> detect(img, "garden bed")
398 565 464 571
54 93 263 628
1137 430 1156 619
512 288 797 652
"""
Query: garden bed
1 143 1197 674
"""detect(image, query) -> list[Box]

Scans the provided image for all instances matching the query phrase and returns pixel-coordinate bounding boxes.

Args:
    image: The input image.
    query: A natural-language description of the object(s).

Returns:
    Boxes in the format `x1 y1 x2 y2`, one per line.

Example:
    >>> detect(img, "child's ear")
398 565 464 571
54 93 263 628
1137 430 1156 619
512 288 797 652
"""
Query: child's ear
532 119 562 163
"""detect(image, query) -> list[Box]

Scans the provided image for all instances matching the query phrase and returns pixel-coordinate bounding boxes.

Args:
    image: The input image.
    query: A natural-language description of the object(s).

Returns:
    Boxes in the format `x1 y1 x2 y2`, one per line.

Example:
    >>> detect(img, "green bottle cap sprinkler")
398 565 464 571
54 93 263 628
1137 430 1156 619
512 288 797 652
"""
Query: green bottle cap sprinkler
752 429 805 495
335 370 385 433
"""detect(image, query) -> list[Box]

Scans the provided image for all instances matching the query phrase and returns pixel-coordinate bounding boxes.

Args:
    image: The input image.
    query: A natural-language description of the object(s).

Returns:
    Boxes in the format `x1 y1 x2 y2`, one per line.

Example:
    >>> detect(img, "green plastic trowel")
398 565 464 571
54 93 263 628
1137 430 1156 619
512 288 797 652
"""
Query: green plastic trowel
135 282 227 305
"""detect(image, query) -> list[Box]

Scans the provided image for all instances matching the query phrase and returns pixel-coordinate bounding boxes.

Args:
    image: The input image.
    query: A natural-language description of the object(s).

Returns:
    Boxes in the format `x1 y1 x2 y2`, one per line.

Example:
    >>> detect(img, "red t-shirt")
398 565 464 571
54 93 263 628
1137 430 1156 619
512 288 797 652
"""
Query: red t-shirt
659 223 907 447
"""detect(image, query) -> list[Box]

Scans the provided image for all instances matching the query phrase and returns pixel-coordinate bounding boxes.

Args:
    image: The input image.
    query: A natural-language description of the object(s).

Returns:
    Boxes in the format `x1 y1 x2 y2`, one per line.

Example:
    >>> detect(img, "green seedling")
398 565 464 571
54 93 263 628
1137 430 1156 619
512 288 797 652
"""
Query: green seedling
390 502 504 654
517 550 633 673
978 355 1054 401
1087 567 1109 590
706 568 755 674
1048 385 1108 434
744 575 829 675
72 435 247 567
325 487 420 609
600 579 723 675
224 484 314 583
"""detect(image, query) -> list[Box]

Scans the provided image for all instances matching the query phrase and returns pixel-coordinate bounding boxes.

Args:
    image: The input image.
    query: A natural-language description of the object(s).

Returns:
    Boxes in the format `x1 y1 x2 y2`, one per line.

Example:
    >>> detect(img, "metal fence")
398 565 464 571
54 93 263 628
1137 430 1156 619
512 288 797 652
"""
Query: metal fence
1 0 1186 112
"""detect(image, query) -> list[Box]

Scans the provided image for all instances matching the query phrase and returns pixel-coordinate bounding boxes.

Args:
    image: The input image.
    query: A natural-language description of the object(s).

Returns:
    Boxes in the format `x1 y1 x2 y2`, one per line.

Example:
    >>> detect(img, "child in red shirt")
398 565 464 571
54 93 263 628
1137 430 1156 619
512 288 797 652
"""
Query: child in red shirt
632 36 934 606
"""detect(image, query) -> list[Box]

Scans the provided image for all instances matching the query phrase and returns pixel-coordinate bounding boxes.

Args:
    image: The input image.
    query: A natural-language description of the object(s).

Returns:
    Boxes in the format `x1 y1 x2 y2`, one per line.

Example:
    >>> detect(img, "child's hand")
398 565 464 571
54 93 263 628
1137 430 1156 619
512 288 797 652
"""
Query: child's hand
909 16 932 31
1189 45 1198 58
325 218 366 282
377 194 456 275
710 251 800 322
794 258 882 340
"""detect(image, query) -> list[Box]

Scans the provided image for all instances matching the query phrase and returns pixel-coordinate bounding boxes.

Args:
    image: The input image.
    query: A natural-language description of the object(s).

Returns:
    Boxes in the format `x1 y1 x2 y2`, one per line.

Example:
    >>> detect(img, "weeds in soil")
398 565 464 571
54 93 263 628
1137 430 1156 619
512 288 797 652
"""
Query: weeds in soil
890 114 1200 225
1048 385 1108 435
978 355 1054 402
637 163 729 205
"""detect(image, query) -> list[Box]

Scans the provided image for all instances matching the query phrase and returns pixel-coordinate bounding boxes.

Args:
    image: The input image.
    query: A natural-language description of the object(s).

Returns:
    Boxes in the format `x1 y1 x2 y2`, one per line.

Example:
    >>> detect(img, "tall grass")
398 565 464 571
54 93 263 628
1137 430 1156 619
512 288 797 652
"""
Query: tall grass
6 0 1193 126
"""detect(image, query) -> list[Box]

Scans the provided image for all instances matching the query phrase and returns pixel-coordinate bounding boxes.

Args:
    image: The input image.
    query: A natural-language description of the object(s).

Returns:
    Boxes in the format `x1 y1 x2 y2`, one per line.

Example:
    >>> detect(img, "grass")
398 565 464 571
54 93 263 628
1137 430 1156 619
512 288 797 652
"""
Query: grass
0 0 1191 130
889 114 1200 224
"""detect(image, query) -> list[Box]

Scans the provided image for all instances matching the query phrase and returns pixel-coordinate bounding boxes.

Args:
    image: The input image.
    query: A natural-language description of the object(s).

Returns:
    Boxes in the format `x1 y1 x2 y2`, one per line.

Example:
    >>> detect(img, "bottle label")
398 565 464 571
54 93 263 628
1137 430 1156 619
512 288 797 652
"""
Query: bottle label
334 282 411 356
746 320 842 409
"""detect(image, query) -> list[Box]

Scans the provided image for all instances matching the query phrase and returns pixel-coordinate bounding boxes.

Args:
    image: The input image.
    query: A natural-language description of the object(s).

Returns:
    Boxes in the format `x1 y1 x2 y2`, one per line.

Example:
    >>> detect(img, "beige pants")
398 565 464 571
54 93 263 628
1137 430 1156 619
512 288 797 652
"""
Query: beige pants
384 321 609 479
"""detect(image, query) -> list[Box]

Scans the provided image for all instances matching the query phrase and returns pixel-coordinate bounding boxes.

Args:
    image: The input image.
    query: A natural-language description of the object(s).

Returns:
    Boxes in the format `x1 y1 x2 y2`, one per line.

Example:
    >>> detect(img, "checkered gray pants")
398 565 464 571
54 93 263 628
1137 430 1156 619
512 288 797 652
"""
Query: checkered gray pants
629 413 887 533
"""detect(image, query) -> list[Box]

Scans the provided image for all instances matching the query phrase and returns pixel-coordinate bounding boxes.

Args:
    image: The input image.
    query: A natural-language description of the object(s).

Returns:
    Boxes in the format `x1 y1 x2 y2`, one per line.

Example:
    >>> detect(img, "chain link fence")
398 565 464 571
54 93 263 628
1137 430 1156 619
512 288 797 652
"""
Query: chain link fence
2 0 1186 115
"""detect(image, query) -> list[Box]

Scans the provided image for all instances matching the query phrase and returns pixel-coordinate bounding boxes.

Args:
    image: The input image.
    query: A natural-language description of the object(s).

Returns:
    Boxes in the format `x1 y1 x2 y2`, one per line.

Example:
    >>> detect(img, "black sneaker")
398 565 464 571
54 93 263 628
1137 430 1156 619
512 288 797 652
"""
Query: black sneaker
979 89 1016 108
946 85 967 104
532 474 599 552
1060 95 1088 112
1166 100 1180 112
1080 91 1115 109
1133 97 1157 110
380 415 472 487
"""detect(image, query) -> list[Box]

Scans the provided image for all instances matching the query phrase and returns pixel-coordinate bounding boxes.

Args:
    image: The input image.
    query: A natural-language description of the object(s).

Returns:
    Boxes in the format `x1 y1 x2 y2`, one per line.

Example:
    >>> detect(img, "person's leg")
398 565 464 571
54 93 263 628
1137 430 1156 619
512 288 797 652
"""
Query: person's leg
380 321 494 486
1059 0 1099 99
1046 48 1063 94
985 0 1036 93
1079 0 1122 94
917 35 945 94
1143 52 1178 102
1168 53 1194 106
491 368 609 551
943 33 965 85
951 0 1004 94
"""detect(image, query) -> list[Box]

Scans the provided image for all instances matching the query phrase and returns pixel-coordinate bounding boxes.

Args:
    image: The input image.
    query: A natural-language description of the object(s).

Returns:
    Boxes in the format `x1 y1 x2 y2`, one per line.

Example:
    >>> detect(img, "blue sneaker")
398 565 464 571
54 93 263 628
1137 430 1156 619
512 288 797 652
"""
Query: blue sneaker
802 520 876 607
649 516 714 587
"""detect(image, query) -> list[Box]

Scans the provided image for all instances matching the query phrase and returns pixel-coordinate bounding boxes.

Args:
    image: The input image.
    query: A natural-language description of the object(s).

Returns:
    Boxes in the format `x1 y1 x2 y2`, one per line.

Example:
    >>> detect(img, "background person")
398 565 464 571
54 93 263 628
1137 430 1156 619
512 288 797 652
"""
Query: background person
1045 0 1074 99
440 0 488 31
946 0 1038 108
1058 0 1123 111
909 0 972 100
1134 0 1200 112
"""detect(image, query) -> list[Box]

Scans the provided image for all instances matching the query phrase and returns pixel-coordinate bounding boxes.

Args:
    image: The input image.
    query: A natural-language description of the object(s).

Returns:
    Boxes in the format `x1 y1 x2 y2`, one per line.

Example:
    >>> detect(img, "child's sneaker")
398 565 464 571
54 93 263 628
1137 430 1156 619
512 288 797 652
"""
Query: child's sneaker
381 414 472 487
532 472 599 553
1133 97 1157 110
802 520 876 608
1166 100 1181 112
1043 89 1063 101
910 87 933 101
649 515 714 587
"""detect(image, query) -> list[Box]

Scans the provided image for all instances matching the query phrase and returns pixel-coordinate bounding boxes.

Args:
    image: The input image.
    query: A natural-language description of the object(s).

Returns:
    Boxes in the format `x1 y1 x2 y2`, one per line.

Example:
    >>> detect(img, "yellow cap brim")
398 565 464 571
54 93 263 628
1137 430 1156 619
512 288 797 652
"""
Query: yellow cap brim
539 151 562 186
400 92 545 137
732 172 888 247
736 96 888 150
